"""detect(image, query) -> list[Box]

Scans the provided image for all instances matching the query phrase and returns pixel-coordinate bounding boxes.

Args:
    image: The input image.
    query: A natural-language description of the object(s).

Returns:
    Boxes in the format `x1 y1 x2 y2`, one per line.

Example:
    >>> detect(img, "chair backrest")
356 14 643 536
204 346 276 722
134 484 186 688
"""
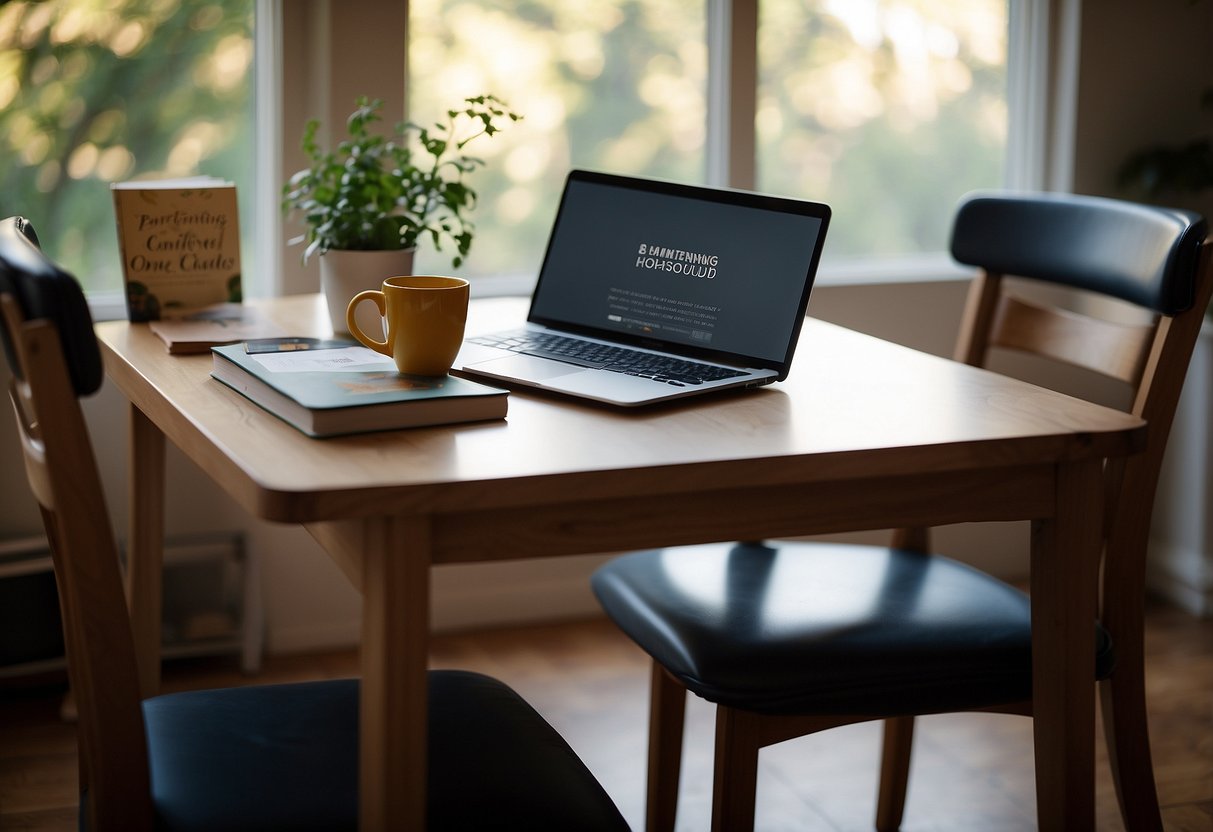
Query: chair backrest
946 192 1213 642
1 217 155 830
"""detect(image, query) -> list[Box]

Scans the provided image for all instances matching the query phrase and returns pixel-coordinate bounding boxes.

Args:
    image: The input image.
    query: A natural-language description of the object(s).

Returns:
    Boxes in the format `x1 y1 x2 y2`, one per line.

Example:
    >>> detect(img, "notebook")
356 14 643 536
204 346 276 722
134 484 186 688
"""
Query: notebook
456 169 831 407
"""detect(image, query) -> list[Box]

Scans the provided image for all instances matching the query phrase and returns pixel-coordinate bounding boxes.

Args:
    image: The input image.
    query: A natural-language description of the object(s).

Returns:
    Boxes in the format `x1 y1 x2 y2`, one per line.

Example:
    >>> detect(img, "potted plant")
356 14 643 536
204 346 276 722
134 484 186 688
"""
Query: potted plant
282 94 520 334
1118 86 1213 202
1118 83 1213 320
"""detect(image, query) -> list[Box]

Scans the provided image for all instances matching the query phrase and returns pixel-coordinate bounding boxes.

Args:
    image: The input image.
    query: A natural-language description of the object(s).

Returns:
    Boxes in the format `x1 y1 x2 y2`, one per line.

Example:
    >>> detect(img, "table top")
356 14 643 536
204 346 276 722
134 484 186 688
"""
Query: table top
96 294 1146 525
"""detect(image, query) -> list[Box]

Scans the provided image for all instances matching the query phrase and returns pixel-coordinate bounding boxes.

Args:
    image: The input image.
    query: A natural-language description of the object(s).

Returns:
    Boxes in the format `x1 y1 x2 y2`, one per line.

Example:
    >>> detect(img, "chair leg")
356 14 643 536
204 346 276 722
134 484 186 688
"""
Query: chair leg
646 663 687 832
1100 664 1163 832
875 716 915 832
710 706 761 832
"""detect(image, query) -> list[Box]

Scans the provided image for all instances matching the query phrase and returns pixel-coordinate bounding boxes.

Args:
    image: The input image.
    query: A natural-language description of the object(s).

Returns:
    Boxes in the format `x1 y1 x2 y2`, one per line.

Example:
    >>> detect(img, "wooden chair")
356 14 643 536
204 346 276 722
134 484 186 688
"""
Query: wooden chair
0 216 630 832
591 192 1213 832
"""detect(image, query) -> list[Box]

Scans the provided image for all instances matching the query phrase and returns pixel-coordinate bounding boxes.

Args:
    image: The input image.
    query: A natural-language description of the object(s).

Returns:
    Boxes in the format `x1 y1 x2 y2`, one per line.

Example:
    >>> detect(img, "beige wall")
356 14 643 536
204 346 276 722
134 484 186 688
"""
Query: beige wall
1072 0 1213 216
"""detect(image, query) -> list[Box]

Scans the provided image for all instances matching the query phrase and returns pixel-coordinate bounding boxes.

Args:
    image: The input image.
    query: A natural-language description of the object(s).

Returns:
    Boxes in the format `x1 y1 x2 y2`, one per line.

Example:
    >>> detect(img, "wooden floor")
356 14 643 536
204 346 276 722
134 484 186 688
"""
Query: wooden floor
2 604 1210 831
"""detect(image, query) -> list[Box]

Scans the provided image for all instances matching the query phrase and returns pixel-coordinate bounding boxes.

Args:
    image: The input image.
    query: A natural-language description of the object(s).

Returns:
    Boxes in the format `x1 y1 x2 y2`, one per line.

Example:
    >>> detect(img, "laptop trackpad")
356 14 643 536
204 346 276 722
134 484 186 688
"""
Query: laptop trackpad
474 353 586 380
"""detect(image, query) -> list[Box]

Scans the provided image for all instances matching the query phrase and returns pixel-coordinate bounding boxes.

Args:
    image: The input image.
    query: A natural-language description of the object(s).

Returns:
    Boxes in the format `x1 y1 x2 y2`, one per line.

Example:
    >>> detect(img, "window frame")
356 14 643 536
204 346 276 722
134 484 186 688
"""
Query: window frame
257 0 1074 302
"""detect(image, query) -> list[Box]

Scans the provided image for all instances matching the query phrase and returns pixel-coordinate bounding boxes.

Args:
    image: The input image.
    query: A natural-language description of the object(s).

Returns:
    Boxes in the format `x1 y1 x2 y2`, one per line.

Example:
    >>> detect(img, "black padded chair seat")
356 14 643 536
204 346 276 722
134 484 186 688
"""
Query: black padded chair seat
138 670 629 832
592 542 1113 716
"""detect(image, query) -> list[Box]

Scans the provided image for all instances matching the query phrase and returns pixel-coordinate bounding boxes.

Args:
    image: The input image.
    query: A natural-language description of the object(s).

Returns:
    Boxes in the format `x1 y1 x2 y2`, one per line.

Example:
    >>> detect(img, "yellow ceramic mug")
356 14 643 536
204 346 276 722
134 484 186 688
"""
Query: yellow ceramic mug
346 275 470 376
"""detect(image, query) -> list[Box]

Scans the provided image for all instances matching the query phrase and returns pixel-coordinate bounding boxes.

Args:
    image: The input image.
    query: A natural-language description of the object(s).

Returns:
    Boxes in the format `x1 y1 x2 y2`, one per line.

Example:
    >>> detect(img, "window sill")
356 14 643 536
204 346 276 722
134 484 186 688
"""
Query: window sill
463 253 976 300
814 253 975 287
85 255 977 319
86 293 129 323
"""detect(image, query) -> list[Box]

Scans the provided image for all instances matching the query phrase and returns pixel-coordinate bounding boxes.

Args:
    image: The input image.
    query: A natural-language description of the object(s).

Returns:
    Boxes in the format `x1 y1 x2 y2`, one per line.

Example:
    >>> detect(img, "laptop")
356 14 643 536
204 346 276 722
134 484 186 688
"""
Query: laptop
456 169 831 407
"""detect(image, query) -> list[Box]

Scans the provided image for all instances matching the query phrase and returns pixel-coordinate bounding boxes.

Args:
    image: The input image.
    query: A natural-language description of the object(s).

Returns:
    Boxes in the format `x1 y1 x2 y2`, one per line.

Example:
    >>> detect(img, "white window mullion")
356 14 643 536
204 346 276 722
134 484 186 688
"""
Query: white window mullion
255 0 285 298
707 0 758 191
1044 0 1081 193
1006 0 1080 193
269 0 407 298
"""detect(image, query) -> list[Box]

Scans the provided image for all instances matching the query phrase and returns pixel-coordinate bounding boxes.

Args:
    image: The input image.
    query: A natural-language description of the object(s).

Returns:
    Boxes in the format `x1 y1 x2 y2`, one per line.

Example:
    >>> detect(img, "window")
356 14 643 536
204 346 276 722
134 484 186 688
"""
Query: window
0 0 255 296
408 0 708 281
2 0 1025 300
406 0 1009 283
757 1 1007 264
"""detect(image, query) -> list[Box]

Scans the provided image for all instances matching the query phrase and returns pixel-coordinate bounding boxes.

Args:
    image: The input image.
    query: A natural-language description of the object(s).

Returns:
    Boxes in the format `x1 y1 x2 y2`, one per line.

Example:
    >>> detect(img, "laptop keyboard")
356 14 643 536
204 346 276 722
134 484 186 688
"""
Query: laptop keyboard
468 331 747 386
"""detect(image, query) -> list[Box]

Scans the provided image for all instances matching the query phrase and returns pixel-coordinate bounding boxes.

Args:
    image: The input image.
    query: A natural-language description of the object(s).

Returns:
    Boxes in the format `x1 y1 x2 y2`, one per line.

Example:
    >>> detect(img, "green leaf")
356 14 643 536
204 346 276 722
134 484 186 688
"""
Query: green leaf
280 94 521 266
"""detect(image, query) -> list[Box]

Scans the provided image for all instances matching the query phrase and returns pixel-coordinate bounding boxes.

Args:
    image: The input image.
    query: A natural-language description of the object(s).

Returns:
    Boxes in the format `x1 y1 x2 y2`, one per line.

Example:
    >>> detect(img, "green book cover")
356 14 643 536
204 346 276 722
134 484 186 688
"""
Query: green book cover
211 342 507 436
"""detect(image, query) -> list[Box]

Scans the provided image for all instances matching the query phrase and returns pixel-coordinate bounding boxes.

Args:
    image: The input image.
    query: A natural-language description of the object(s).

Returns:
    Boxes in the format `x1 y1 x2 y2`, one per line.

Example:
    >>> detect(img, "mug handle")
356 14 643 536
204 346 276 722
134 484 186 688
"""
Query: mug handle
346 290 390 355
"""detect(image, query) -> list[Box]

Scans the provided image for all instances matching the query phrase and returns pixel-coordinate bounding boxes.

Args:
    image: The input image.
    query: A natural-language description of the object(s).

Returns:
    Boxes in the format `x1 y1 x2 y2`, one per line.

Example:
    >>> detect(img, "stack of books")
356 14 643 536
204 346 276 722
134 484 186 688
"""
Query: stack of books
211 340 508 437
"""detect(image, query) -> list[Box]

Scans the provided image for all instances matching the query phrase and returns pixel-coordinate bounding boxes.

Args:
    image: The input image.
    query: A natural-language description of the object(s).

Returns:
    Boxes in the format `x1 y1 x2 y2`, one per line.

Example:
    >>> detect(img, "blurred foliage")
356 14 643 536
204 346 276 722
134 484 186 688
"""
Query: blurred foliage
1120 138 1213 197
409 0 1007 278
409 0 708 279
1117 85 1213 316
0 0 254 293
1119 86 1213 198
2 0 1006 291
758 1 1006 262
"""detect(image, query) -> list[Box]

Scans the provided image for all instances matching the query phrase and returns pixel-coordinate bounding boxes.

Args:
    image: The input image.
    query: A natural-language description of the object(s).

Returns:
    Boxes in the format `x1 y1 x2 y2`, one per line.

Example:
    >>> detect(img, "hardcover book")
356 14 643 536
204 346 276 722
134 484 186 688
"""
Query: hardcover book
148 303 285 355
112 177 242 322
211 341 508 437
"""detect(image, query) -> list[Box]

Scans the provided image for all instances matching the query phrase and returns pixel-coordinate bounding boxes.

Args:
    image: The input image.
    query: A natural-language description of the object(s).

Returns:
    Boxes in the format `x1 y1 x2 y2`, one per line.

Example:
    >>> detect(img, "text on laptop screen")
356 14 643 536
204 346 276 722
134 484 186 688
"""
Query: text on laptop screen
528 175 827 366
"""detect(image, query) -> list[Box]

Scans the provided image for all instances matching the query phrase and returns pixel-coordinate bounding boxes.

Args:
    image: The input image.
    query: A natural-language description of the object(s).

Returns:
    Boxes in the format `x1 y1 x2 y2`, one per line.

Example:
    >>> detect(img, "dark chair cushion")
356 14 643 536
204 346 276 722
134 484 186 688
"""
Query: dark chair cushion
950 193 1207 315
592 542 1113 716
0 216 103 396
140 670 629 832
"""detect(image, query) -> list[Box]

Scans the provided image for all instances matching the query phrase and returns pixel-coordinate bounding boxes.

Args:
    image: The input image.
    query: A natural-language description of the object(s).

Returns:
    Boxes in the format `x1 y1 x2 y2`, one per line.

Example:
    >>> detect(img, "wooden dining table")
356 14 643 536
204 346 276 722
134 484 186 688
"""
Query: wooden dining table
96 292 1146 831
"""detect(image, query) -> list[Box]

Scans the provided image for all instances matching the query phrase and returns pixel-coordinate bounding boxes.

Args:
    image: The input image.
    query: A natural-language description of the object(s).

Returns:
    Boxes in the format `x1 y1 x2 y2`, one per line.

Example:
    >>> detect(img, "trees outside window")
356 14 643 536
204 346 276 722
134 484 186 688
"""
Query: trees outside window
409 0 1007 280
0 0 1006 293
0 0 254 294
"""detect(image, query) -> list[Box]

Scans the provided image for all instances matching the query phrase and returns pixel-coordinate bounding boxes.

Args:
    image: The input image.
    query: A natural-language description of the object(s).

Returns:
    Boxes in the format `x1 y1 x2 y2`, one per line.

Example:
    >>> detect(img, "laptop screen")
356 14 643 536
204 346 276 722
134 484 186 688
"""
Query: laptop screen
528 170 830 375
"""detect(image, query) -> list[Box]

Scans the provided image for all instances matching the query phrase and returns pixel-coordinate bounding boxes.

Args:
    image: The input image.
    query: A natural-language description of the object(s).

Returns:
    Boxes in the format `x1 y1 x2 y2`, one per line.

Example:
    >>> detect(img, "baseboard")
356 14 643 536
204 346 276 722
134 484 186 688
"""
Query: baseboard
429 557 609 633
266 553 614 654
266 620 362 655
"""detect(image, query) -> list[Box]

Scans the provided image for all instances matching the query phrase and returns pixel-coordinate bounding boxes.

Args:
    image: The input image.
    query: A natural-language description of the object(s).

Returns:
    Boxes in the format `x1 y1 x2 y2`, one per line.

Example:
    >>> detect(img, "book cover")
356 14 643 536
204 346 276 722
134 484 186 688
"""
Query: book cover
211 342 508 437
112 177 242 322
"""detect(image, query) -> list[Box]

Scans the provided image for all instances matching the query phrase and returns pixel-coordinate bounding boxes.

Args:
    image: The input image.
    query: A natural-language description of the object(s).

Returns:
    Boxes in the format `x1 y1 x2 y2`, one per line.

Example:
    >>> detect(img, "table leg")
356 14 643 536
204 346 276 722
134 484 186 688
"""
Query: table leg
359 515 431 831
125 403 165 700
1030 458 1102 832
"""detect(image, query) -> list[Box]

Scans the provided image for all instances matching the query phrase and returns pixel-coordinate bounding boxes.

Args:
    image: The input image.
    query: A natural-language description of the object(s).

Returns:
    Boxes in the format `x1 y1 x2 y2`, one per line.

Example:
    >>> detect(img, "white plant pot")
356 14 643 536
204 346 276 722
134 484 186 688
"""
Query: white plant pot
319 248 416 337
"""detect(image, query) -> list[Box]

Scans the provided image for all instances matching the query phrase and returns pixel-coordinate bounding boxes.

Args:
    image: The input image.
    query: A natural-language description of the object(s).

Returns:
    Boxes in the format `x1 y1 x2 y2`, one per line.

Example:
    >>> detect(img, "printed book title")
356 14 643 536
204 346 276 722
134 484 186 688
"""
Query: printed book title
113 178 242 322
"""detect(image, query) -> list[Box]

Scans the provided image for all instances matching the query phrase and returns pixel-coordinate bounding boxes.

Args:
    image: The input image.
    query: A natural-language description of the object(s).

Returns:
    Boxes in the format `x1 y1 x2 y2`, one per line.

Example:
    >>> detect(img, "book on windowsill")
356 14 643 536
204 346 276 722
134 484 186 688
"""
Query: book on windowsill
210 340 508 437
148 303 286 354
112 176 242 322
